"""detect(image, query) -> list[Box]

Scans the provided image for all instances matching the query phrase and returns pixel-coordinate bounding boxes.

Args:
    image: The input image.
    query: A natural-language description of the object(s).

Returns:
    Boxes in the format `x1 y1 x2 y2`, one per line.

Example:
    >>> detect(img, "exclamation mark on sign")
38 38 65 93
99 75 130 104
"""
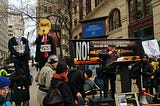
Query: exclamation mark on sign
87 42 89 60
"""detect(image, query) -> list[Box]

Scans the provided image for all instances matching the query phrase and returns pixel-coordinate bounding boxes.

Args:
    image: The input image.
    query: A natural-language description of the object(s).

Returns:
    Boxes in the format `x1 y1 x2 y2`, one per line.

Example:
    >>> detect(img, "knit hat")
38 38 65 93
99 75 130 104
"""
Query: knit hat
56 61 69 74
142 54 149 59
85 69 92 78
0 76 11 88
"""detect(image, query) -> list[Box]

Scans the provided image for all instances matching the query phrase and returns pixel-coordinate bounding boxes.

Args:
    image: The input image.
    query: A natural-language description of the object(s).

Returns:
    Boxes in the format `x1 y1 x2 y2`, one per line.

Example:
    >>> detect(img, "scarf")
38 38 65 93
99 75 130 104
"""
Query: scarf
53 73 68 82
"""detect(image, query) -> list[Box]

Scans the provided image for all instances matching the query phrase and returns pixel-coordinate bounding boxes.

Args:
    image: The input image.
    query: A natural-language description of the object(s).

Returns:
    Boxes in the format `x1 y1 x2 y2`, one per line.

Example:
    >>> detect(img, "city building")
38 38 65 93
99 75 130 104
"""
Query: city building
36 0 160 60
8 13 24 37
72 0 160 42
0 0 9 64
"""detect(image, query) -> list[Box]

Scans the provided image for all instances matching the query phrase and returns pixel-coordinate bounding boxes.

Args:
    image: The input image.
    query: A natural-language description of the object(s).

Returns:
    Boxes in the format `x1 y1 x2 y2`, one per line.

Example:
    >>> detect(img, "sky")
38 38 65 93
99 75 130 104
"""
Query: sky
9 0 37 56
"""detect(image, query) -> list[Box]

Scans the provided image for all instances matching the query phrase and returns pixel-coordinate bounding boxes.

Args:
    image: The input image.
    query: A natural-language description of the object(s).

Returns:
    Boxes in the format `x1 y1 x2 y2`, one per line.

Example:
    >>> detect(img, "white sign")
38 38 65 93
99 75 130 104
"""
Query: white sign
76 41 90 61
40 44 51 52
142 39 160 57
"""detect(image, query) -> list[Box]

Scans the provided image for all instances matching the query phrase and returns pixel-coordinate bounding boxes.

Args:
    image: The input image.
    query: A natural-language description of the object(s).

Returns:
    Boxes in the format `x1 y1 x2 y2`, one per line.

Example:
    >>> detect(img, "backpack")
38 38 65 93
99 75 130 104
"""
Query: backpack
43 81 64 106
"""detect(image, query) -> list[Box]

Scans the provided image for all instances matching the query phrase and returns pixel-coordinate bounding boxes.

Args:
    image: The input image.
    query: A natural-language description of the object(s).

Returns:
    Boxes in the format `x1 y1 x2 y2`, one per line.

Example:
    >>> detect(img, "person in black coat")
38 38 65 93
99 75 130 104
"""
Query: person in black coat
50 61 75 106
98 43 119 98
67 66 92 105
34 19 56 70
128 54 154 93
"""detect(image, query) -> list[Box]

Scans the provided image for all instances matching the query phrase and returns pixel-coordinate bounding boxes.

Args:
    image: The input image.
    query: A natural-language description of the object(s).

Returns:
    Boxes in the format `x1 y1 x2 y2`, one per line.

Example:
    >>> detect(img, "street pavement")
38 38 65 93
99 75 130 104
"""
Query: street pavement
29 66 39 106
25 66 138 106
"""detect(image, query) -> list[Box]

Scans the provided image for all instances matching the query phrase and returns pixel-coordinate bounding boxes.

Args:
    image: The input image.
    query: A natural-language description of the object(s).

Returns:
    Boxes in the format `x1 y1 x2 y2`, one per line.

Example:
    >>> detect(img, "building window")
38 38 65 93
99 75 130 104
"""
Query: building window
95 0 102 6
74 19 77 27
44 6 47 12
133 26 154 40
109 8 121 31
48 7 52 13
145 0 152 15
74 5 77 14
86 0 91 15
128 0 152 23
128 0 153 40
79 0 83 20
8 34 13 36
8 25 12 28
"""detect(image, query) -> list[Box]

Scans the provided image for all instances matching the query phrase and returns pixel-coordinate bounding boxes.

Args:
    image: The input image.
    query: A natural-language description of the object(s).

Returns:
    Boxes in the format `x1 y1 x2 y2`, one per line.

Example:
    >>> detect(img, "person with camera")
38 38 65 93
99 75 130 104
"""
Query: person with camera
98 43 119 99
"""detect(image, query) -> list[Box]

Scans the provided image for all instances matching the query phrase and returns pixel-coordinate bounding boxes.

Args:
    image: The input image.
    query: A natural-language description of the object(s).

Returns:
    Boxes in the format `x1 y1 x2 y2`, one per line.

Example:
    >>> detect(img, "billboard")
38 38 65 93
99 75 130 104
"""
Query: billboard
70 38 144 65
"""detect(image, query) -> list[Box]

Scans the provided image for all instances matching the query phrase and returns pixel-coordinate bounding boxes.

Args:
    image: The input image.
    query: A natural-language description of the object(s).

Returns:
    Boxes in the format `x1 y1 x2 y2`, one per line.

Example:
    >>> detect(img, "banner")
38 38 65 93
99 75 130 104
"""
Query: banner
70 38 144 65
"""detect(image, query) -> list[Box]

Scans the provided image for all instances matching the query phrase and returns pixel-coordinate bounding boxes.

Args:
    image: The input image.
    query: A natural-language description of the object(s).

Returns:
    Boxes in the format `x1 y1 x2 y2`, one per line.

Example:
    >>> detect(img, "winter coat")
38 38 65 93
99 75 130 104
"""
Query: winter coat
98 49 119 74
37 63 56 106
0 96 12 106
35 35 56 69
154 68 160 91
131 61 153 89
50 79 75 106
67 70 86 101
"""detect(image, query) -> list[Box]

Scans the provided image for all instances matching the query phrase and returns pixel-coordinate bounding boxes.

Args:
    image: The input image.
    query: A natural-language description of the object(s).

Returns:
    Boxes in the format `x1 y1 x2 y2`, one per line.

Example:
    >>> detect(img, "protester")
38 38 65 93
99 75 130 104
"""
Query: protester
149 58 159 95
0 76 11 106
50 61 75 106
67 66 92 105
128 54 154 93
37 54 58 106
98 42 119 98
154 67 160 103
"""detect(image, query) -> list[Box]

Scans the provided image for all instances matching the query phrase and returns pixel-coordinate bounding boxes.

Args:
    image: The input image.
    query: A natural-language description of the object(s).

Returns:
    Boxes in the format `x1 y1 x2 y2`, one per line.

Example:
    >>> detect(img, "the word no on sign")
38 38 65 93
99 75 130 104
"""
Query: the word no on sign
76 41 90 61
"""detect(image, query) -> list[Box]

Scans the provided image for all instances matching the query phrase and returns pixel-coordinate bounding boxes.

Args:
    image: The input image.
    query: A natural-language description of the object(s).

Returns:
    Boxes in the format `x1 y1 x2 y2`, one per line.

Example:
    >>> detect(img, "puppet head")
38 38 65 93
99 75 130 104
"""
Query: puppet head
13 23 24 38
38 19 51 36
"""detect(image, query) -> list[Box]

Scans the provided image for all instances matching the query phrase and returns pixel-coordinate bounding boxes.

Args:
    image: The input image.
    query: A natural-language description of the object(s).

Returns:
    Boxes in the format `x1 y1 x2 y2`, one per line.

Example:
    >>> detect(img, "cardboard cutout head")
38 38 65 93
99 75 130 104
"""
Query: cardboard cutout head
38 19 51 36
13 23 24 38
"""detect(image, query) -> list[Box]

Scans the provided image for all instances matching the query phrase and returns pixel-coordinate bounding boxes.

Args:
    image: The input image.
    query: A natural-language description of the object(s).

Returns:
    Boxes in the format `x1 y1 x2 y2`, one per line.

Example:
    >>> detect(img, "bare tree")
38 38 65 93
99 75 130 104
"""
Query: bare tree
7 0 80 64
8 0 37 38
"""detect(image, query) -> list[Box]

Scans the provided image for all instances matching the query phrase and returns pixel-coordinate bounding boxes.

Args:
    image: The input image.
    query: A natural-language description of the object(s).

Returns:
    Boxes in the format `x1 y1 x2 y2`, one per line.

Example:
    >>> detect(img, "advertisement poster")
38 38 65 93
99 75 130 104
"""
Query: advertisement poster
70 38 144 65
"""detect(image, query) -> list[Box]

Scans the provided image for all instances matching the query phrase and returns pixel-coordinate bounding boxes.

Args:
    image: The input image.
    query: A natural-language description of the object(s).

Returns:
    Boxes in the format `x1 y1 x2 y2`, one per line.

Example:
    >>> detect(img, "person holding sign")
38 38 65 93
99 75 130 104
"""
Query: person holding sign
128 54 154 93
98 43 119 99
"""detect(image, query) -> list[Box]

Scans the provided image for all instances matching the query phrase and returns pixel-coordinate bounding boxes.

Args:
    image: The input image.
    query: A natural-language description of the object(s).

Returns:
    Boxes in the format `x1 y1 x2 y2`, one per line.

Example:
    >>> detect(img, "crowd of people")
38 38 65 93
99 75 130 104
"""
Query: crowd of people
1 18 160 106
